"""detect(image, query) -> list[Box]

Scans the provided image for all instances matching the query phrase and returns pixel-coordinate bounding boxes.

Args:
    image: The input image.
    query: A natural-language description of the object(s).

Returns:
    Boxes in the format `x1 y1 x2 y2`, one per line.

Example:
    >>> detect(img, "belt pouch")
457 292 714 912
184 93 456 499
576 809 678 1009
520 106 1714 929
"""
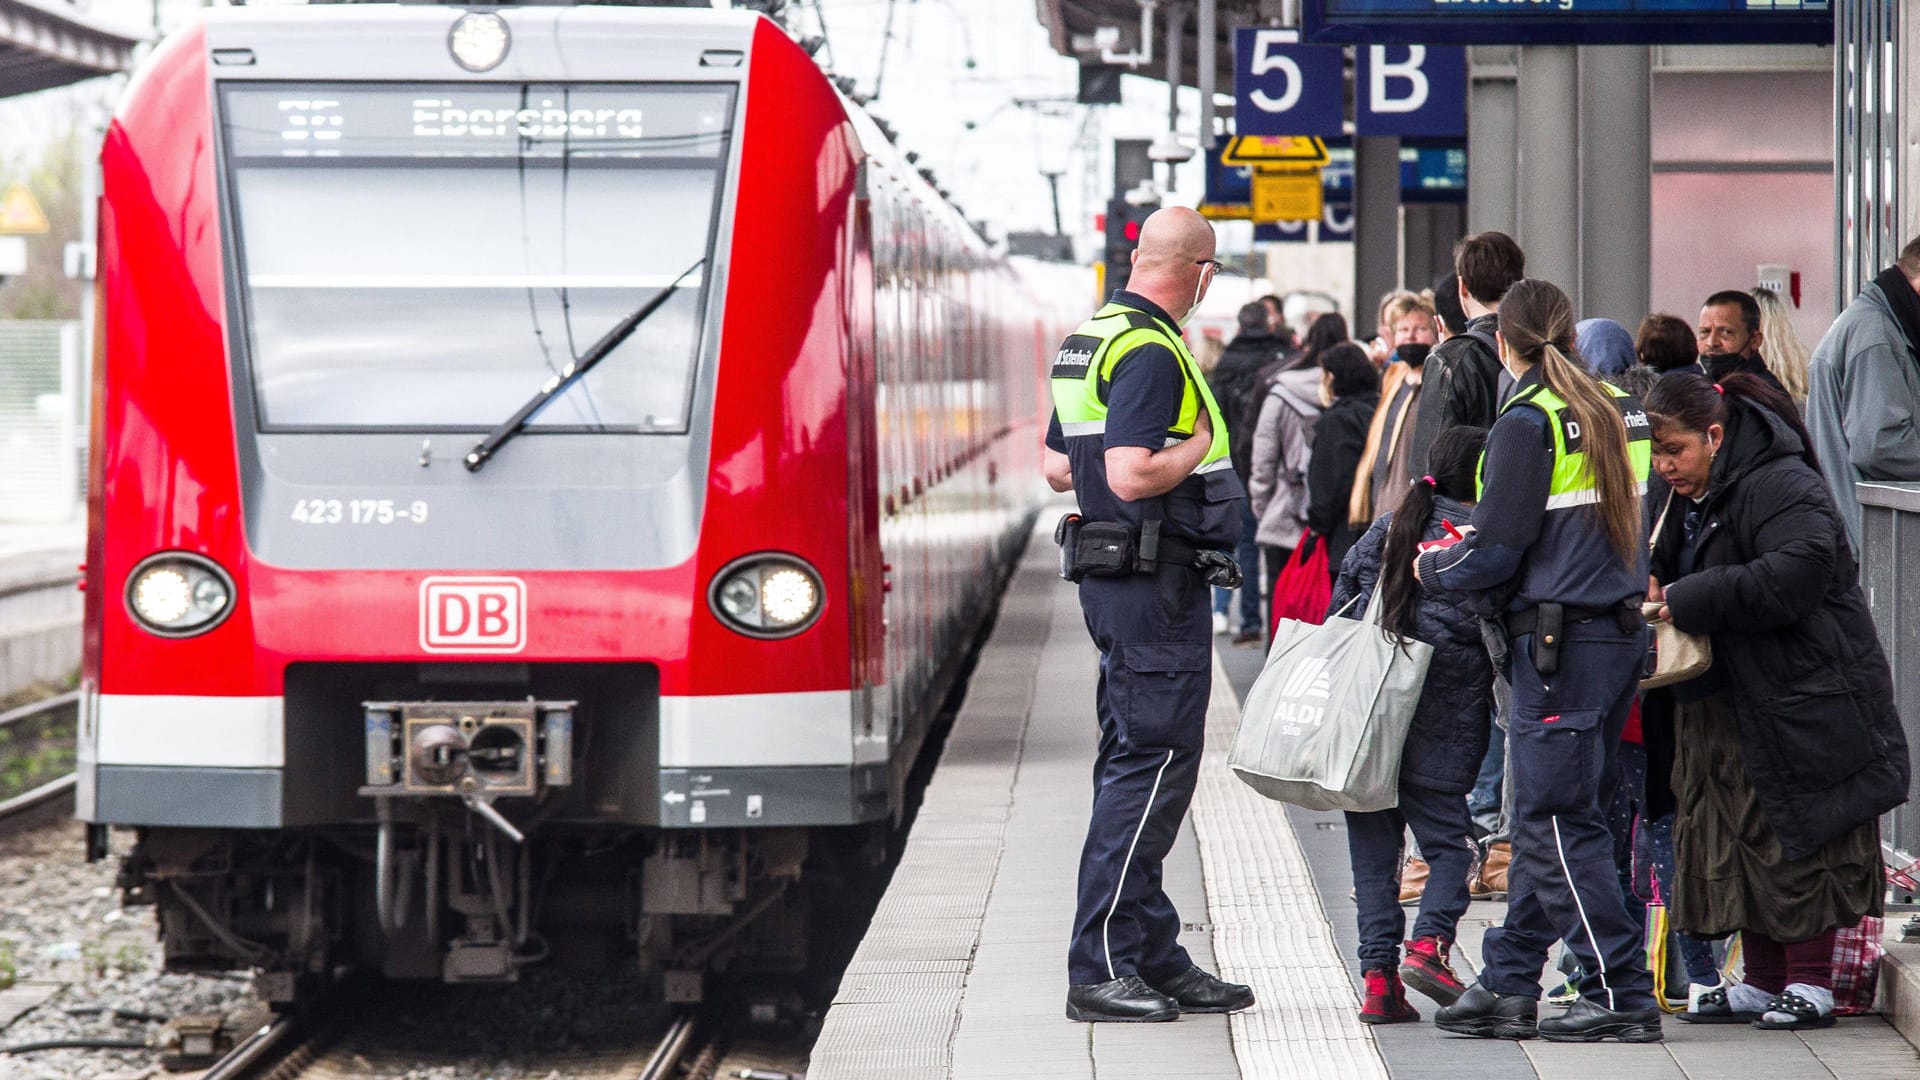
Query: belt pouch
1531 603 1564 677
1072 522 1137 578
1054 513 1084 581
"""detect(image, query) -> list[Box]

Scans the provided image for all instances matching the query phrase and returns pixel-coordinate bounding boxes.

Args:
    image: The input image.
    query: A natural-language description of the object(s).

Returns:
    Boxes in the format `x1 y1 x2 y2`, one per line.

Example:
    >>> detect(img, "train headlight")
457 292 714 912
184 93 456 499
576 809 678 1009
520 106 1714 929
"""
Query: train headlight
125 553 236 637
448 12 510 73
708 555 824 638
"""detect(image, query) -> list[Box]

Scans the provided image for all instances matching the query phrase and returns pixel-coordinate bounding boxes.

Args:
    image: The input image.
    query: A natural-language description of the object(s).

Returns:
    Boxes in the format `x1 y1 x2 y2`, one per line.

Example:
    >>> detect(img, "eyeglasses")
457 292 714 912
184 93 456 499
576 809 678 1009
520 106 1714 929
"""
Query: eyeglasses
1195 259 1224 273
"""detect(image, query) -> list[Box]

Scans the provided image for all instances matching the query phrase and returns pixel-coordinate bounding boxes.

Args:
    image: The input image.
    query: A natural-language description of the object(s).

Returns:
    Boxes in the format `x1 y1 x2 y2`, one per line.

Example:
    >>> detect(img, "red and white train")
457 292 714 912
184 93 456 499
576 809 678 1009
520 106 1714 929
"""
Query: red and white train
79 3 1074 995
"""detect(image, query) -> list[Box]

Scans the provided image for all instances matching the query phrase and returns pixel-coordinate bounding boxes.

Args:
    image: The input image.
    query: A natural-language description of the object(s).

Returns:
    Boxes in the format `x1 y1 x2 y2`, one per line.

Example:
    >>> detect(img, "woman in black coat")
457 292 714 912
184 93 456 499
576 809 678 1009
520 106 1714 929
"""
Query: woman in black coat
1328 425 1493 1024
1645 372 1909 1031
1308 343 1381 581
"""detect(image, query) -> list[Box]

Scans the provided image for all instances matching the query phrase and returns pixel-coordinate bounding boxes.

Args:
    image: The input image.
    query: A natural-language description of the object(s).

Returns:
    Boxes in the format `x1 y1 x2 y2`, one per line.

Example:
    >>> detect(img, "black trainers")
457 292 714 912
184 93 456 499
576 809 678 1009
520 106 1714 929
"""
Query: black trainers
1066 976 1180 1023
1433 981 1538 1040
1538 998 1664 1043
1148 966 1255 1013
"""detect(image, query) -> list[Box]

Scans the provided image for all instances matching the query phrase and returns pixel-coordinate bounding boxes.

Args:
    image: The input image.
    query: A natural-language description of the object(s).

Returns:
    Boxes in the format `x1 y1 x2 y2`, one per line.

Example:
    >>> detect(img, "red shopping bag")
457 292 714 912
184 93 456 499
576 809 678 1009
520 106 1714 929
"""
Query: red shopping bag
1831 916 1884 1016
1270 530 1331 634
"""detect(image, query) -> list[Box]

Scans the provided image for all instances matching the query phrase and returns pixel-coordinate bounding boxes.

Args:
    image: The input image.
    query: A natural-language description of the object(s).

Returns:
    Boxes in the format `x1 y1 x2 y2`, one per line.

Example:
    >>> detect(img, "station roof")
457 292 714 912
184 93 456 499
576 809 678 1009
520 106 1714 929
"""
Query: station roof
0 0 143 98
1034 0 1278 94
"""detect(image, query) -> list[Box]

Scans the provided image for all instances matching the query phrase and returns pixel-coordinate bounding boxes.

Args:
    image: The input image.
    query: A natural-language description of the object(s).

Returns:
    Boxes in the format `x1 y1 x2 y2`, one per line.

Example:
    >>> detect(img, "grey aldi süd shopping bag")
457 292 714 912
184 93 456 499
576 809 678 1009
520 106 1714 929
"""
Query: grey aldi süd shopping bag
1228 592 1432 812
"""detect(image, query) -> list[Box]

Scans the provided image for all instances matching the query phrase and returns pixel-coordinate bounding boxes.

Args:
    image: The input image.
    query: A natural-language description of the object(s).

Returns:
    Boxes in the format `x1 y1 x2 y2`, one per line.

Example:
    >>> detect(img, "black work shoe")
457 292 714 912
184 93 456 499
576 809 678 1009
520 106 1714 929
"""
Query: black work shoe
1433 981 1538 1040
1538 998 1664 1043
1148 966 1256 1014
1066 976 1180 1023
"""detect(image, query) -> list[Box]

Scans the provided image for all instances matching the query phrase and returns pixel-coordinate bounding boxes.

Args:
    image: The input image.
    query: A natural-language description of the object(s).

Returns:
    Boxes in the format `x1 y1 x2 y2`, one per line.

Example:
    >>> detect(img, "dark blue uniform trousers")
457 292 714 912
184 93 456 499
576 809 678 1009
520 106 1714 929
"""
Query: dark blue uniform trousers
1069 564 1210 986
1480 622 1656 1012
1345 782 1477 972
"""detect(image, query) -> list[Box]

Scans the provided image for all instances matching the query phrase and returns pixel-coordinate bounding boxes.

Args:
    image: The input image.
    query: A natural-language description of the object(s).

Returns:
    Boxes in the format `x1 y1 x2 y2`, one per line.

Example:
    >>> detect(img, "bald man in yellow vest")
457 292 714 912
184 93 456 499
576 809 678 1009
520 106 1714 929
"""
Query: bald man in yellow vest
1044 207 1255 1023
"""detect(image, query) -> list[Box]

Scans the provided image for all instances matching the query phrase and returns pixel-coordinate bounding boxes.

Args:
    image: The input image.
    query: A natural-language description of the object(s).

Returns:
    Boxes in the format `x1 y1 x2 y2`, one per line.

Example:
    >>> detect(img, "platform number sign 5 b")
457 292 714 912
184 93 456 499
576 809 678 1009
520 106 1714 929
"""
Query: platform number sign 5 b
420 577 526 653
1234 29 1342 138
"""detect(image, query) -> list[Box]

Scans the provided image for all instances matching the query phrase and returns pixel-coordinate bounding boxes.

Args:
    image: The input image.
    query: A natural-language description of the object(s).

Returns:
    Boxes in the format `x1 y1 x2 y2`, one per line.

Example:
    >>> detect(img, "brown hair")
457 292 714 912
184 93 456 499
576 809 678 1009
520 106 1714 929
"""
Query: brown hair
1900 234 1920 279
1635 314 1697 373
1500 279 1642 564
1454 232 1526 306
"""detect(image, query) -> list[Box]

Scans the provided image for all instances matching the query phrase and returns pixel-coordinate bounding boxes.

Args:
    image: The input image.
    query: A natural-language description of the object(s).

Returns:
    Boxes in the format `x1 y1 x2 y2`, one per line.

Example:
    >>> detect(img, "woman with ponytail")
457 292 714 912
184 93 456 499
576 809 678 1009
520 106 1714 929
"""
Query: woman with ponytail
1413 279 1664 1044
1644 372 1907 1031
1328 425 1491 1025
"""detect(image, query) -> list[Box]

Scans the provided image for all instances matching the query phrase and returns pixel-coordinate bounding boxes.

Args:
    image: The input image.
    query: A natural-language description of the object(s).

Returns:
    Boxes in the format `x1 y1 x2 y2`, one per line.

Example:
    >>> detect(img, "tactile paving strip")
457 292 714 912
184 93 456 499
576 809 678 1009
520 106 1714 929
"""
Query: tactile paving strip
1188 657 1391 1080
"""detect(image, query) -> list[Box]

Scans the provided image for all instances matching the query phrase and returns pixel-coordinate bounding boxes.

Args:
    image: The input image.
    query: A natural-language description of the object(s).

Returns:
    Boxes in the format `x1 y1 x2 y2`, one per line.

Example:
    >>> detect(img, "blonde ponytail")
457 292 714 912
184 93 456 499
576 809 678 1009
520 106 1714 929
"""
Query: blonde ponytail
1498 279 1643 568
1538 341 1640 564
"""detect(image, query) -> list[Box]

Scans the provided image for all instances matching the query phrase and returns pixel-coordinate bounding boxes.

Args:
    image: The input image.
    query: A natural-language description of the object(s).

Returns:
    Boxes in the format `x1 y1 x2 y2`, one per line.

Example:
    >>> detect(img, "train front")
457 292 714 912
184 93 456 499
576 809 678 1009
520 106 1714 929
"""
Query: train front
80 6 879 997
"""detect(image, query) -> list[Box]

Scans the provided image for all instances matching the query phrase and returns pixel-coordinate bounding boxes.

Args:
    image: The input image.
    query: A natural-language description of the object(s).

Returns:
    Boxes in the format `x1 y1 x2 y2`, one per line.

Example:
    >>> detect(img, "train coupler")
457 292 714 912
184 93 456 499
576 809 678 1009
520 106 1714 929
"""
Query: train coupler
359 699 576 805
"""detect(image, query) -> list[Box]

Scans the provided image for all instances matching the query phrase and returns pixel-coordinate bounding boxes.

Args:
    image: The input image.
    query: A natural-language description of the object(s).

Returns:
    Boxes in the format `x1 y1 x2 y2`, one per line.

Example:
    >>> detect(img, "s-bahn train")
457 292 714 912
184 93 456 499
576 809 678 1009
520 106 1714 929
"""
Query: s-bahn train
78 3 1075 999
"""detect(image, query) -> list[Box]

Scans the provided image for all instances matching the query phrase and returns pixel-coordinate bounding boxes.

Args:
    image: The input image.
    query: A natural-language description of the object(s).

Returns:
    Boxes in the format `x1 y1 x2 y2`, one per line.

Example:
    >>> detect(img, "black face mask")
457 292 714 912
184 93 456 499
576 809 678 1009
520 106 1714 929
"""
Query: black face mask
1395 342 1432 367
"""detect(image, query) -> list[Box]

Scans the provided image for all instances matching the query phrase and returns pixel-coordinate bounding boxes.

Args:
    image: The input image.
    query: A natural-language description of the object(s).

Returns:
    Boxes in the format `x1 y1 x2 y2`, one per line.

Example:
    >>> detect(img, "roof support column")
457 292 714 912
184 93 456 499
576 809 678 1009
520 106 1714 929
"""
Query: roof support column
1515 45 1579 307
1578 45 1651 327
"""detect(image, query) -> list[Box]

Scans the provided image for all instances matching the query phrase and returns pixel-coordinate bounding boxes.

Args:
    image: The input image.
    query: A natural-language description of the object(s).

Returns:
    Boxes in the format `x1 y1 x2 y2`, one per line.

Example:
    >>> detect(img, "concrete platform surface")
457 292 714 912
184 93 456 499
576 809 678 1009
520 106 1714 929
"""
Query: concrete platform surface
810 526 1920 1079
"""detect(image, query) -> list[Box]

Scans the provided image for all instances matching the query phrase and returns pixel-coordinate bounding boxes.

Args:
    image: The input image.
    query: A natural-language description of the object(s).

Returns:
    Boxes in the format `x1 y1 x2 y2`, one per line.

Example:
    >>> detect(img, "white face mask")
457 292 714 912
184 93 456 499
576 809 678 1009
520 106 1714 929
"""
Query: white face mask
1178 270 1209 329
1499 346 1524 383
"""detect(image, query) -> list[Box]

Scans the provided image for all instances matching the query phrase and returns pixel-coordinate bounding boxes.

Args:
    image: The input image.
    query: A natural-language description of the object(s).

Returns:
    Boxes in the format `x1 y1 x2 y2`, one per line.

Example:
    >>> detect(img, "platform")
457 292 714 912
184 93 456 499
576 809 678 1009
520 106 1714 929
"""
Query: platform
809 524 1920 1080
0 520 83 699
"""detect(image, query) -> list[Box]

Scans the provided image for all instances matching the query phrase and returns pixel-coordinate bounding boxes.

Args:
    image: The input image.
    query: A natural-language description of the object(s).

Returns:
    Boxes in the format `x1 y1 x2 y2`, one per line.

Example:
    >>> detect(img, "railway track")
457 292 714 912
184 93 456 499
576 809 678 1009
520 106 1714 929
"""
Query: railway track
188 1008 714 1080
0 688 79 825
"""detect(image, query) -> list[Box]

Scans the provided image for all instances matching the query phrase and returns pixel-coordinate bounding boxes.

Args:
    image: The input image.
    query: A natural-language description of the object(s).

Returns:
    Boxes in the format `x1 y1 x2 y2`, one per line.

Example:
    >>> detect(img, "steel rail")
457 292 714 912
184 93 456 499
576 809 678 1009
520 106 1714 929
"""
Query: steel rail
0 691 83 825
635 1014 697 1080
0 689 79 730
0 773 76 821
196 1015 302 1080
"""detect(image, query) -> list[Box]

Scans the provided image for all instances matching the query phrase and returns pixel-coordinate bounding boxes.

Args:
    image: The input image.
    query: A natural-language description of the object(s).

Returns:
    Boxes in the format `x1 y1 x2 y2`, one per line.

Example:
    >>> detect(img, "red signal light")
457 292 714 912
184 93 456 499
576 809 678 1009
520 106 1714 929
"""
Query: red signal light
1094 213 1107 232
1123 220 1141 242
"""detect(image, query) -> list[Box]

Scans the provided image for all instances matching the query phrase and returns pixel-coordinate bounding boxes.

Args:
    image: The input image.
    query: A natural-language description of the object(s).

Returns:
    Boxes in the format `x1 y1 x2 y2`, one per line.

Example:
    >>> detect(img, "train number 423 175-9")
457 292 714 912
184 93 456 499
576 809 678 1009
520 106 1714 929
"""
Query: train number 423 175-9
291 498 430 525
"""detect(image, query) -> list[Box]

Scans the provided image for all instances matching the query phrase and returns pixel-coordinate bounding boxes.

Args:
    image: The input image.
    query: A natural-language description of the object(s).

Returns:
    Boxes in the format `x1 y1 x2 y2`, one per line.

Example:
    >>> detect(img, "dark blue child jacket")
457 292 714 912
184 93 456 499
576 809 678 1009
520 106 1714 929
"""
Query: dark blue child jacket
1329 494 1493 795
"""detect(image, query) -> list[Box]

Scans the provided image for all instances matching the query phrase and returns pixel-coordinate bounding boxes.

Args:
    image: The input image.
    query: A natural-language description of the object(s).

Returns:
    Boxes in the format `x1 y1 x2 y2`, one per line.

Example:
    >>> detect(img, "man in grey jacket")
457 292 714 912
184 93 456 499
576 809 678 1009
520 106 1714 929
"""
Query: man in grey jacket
1806 235 1920 553
1248 364 1324 610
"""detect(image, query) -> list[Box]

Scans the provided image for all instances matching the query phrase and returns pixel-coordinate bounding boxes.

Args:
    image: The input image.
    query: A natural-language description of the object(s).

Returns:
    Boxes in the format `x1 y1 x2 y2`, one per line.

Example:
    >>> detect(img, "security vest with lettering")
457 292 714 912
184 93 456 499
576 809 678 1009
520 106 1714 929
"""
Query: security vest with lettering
1049 302 1233 475
1477 379 1653 508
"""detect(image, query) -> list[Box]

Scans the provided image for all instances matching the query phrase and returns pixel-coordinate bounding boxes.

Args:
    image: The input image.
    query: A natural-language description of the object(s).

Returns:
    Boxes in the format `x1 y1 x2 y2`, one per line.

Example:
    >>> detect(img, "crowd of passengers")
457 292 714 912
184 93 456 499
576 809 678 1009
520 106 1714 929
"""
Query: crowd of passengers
1194 230 1920 1033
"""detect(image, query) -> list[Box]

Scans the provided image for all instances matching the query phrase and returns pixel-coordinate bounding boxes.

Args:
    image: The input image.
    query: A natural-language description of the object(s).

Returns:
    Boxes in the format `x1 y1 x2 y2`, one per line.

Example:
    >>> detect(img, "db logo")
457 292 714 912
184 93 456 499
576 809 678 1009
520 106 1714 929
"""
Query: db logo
420 577 526 653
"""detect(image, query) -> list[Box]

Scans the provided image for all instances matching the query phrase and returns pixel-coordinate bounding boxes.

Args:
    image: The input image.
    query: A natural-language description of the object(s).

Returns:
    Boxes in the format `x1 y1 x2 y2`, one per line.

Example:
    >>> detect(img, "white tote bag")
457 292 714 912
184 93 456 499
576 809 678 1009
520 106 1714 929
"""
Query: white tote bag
1228 591 1433 812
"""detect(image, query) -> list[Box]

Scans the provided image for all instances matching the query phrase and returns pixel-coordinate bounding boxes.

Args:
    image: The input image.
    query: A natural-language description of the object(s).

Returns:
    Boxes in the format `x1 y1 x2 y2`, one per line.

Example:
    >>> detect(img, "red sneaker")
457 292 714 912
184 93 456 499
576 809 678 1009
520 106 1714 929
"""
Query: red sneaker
1400 936 1467 1006
1360 968 1421 1025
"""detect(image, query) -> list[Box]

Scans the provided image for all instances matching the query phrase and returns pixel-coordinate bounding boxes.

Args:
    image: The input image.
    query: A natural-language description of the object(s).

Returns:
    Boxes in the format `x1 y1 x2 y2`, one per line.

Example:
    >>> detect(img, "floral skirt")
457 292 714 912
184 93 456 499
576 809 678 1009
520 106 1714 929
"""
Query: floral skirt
1670 692 1882 943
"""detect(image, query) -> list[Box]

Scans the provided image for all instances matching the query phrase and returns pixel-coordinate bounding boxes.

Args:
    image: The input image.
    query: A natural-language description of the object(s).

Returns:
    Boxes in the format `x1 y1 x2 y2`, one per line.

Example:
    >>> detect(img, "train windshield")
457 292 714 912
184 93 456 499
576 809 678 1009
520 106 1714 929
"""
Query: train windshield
220 83 735 433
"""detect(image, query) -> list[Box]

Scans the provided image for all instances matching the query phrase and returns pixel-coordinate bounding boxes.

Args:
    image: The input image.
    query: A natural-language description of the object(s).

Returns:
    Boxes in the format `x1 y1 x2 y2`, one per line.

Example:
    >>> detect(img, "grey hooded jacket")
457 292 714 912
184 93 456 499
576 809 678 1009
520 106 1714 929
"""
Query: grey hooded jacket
1806 277 1920 553
1248 367 1323 548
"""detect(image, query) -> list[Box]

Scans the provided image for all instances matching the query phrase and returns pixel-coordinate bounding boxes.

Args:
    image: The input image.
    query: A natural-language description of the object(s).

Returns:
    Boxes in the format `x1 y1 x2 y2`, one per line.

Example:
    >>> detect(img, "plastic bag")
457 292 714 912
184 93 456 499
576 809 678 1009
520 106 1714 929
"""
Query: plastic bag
1230 590 1432 812
1269 529 1331 635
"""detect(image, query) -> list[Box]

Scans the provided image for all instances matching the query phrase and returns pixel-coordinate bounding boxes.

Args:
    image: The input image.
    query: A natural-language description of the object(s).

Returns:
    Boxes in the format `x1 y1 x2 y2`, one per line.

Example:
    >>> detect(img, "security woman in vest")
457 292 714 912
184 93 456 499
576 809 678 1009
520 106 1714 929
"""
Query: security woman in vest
1042 207 1256 1023
1413 279 1662 1043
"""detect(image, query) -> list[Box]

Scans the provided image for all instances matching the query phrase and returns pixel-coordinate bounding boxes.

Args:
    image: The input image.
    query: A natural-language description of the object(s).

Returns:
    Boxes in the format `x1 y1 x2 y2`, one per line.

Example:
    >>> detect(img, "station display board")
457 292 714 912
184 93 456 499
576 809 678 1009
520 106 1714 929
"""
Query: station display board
1302 0 1833 45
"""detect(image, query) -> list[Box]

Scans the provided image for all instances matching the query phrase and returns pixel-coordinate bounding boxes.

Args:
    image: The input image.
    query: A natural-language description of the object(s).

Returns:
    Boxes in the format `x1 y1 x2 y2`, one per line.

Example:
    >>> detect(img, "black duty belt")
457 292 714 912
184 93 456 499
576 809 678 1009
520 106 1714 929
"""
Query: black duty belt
1502 600 1644 678
1054 514 1242 588
1503 601 1643 639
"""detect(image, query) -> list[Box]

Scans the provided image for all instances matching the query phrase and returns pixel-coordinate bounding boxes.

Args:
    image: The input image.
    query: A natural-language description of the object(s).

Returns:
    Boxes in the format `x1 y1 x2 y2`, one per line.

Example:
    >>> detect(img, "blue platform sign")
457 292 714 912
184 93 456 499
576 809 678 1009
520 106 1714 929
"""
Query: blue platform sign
1400 140 1468 203
1256 203 1355 244
1233 29 1343 138
1304 0 1832 45
1355 45 1465 138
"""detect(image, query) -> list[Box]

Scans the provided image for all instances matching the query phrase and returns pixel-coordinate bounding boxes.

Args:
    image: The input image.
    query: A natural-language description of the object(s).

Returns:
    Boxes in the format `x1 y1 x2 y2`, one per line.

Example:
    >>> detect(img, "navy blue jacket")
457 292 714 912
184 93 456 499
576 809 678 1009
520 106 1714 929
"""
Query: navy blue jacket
1329 495 1493 795
1415 366 1649 614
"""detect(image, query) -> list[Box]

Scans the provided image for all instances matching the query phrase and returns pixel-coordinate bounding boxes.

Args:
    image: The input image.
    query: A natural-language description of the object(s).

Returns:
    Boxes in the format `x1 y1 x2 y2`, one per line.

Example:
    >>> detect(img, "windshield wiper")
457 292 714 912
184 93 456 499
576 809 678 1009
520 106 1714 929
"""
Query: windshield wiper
464 257 706 473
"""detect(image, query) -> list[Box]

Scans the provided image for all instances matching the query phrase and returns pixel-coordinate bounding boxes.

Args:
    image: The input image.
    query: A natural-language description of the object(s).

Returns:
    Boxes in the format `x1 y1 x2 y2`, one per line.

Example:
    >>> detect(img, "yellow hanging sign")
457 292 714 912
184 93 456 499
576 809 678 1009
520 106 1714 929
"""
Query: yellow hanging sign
1221 135 1331 169
1251 170 1324 223
0 185 49 235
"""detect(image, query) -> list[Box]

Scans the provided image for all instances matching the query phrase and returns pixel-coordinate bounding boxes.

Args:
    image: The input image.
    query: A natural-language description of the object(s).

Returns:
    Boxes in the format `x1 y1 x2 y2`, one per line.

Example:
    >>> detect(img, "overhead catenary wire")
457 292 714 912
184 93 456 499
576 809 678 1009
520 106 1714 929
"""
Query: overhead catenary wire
871 0 898 101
